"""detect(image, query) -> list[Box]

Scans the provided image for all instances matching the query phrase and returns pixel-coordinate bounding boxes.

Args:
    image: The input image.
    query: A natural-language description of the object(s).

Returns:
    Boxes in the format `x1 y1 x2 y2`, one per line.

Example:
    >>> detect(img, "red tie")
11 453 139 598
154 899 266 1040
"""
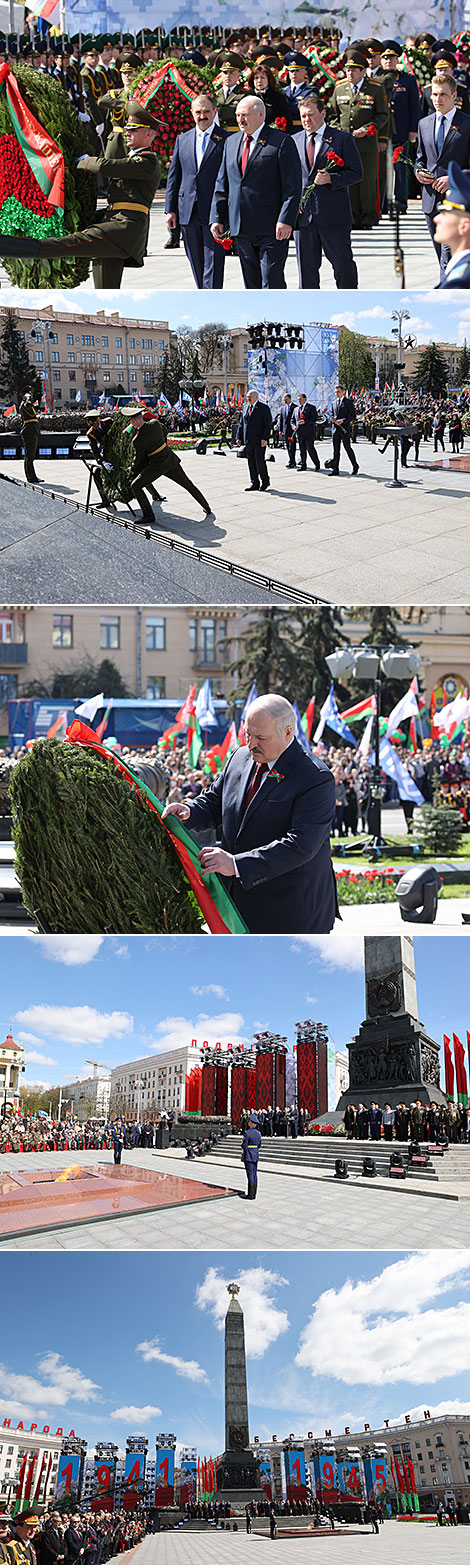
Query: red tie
241 134 252 175
306 133 315 170
242 761 268 818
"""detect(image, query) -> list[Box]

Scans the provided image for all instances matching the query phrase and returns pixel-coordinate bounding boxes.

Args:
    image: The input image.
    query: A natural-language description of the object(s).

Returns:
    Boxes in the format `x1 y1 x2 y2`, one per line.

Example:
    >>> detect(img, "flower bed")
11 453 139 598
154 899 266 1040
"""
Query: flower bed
335 867 397 903
309 1122 346 1136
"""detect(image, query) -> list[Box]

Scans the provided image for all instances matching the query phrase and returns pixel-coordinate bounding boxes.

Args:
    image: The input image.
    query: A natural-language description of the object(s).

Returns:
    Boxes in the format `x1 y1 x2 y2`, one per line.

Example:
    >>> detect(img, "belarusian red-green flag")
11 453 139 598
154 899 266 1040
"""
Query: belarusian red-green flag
301 697 316 741
187 710 202 767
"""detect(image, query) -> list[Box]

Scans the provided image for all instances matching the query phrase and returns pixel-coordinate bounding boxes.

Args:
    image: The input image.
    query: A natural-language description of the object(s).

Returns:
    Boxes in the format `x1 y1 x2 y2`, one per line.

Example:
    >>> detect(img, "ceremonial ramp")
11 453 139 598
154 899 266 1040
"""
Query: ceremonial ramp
0 1162 235 1242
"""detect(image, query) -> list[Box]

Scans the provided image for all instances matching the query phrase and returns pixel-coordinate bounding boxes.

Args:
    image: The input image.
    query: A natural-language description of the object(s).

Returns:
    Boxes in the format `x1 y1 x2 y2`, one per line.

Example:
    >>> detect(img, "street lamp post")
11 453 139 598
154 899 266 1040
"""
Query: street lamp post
391 308 410 392
325 642 420 858
219 333 233 406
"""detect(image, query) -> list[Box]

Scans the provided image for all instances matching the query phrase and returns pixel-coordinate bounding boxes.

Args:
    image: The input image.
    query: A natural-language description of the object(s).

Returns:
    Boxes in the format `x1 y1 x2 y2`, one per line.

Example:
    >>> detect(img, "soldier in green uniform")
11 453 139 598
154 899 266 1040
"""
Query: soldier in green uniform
8 1510 40 1565
0 105 163 288
95 35 121 97
80 41 105 151
19 394 40 484
98 50 143 134
215 53 247 132
124 406 214 524
0 1512 11 1564
329 47 389 227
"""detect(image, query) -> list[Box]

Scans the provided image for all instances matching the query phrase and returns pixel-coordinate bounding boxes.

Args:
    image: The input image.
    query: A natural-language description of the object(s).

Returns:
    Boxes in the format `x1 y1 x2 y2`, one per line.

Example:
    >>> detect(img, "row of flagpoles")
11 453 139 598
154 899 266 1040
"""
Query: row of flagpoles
14 1449 54 1515
443 1033 470 1106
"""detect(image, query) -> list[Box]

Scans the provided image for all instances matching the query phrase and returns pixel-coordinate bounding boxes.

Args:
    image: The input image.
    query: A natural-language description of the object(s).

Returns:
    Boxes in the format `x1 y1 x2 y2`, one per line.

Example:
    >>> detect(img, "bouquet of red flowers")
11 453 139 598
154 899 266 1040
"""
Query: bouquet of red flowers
275 115 287 131
326 147 345 166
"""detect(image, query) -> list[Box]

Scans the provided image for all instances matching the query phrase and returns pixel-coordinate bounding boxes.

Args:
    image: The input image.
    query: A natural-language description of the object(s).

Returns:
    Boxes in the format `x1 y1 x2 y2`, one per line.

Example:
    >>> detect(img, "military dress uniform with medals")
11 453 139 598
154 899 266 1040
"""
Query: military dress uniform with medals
329 59 389 227
19 395 40 484
214 53 246 132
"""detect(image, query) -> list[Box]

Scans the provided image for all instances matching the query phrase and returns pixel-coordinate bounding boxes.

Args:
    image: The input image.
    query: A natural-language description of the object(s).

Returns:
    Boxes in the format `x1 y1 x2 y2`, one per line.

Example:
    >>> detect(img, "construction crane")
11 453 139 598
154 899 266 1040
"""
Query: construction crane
84 1058 115 1078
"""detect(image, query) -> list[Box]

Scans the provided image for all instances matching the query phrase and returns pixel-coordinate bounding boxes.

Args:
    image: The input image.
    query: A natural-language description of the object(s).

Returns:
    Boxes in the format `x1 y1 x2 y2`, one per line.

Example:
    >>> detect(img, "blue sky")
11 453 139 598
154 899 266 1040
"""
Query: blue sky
1 1252 469 1454
1 933 467 1091
3 287 470 346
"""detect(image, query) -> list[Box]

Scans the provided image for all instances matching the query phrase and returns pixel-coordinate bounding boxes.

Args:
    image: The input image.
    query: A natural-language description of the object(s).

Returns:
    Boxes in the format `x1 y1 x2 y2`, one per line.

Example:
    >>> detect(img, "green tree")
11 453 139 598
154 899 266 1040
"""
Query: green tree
411 343 449 397
338 328 375 390
155 342 187 406
456 340 470 385
19 657 131 700
294 608 352 710
0 309 41 405
225 609 301 706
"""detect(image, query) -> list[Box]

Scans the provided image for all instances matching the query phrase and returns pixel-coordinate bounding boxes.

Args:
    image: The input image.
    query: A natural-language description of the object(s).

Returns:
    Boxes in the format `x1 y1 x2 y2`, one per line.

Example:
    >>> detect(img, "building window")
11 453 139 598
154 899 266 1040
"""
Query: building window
35 351 44 362
146 677 166 699
158 339 165 349
129 338 135 349
53 371 61 381
68 353 75 363
66 334 73 345
69 372 76 382
102 354 109 365
116 355 123 365
130 372 137 383
189 618 197 652
100 617 120 651
103 373 110 383
200 618 216 661
82 335 94 346
49 332 58 344
102 336 108 347
53 614 73 649
115 337 122 347
129 355 136 365
52 351 60 363
146 617 166 651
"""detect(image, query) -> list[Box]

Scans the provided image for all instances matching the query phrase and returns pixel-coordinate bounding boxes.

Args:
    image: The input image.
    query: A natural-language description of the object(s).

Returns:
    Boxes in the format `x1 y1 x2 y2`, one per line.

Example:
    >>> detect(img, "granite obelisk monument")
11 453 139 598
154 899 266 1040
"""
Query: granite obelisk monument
216 1283 265 1511
337 935 446 1111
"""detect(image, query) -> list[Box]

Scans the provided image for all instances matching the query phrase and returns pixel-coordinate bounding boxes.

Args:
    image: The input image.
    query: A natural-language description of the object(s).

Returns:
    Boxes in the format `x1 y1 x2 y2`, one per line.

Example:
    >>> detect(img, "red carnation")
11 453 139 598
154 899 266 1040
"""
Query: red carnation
326 148 344 166
275 116 287 130
393 144 404 163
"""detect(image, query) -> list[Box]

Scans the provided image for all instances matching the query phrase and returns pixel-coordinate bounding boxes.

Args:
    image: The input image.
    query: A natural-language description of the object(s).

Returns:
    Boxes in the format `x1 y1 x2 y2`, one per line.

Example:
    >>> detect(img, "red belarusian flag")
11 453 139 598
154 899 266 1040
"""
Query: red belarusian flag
22 1451 39 1507
95 698 113 743
340 694 376 722
301 697 316 741
219 721 238 761
14 1450 29 1514
47 710 67 739
176 683 197 725
33 1450 47 1504
453 1032 468 1106
187 710 202 768
444 1035 455 1101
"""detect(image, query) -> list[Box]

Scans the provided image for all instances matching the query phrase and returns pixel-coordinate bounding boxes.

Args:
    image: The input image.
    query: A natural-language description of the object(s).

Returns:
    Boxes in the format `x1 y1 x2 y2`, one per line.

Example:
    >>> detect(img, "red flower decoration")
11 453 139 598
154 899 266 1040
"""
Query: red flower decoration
326 147 344 166
393 144 404 163
275 116 287 130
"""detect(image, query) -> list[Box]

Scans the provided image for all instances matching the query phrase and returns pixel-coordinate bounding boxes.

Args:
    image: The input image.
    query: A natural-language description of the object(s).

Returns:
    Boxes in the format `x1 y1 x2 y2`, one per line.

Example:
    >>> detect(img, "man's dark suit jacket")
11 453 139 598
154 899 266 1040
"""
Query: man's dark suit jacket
185 735 337 933
279 402 297 437
237 400 272 445
293 124 363 228
165 124 228 226
415 109 470 213
38 1529 64 1565
296 402 318 435
209 124 302 238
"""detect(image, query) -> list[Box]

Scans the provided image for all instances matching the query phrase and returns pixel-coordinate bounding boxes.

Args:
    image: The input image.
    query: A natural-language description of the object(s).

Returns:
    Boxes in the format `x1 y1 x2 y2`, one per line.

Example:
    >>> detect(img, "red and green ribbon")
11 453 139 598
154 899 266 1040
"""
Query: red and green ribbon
65 720 248 936
139 60 198 109
0 61 64 210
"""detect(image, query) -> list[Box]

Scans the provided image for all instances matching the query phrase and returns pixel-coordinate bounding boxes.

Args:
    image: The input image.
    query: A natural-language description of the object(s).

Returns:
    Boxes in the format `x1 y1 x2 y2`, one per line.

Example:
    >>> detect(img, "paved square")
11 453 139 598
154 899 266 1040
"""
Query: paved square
133 1518 467 1565
0 1161 234 1241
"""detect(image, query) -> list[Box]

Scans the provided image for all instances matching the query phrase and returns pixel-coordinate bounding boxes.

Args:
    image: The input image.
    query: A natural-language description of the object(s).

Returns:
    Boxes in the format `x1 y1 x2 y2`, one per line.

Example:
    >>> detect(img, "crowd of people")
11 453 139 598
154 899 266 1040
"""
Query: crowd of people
0 1111 179 1155
1 26 470 286
343 1099 470 1141
238 1105 311 1136
1 1507 147 1565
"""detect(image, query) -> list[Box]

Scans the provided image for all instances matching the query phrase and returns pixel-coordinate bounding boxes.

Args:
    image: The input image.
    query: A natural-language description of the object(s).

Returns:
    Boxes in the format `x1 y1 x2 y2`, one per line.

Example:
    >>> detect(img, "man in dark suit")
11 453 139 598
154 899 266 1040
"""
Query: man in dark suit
162 693 337 933
210 94 302 288
293 93 363 287
278 393 297 467
237 389 272 491
64 1518 84 1565
328 386 359 476
165 94 228 288
415 76 470 279
295 393 320 471
38 1516 65 1565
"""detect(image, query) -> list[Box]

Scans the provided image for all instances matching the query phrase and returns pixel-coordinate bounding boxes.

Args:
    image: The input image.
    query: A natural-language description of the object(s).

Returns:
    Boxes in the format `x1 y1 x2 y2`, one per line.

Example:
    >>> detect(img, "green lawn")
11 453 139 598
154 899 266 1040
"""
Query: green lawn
332 831 470 871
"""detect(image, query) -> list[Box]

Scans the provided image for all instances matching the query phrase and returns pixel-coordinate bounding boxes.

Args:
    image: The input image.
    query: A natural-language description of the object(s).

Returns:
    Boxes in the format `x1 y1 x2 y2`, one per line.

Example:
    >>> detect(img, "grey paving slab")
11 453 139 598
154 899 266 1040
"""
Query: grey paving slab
1 1148 469 1251
0 197 437 292
1 434 469 602
133 1518 468 1565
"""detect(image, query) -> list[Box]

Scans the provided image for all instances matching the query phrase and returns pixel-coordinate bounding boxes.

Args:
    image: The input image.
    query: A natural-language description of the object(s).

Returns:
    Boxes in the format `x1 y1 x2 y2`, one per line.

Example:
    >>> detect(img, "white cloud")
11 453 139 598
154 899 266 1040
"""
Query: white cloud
357 306 389 319
296 1254 470 1386
329 312 357 330
15 1005 134 1047
147 1012 249 1053
195 1266 290 1359
114 944 130 960
111 1404 163 1422
137 1338 208 1383
34 936 104 966
293 936 364 971
190 984 229 1000
23 1051 58 1066
0 1353 100 1409
391 1399 470 1425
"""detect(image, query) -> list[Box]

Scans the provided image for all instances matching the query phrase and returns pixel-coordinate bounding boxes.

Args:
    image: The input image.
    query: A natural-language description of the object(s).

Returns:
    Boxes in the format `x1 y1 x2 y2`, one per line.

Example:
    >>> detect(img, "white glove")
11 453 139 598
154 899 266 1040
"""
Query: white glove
96 122 105 136
76 155 89 166
102 461 112 471
78 111 90 123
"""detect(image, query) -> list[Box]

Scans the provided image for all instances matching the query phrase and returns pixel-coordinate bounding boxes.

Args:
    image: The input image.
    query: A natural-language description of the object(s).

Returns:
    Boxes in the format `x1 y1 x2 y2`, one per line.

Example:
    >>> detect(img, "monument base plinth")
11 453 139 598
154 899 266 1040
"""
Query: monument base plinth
337 1013 447 1112
216 1450 266 1514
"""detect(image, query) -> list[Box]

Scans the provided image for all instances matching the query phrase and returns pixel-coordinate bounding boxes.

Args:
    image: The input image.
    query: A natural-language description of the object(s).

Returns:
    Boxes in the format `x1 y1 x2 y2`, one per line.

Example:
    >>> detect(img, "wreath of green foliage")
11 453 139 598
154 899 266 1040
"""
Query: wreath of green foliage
0 64 97 286
10 739 203 934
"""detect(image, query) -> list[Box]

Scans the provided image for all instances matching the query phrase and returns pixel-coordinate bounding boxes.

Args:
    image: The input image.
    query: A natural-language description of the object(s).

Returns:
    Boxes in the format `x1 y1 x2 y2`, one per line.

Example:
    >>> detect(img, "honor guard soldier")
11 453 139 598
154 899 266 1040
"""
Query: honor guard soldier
8 1511 41 1565
376 41 420 210
329 47 389 227
123 405 214 524
80 40 105 150
215 52 246 132
98 50 143 133
435 160 470 286
0 104 163 288
283 51 315 131
19 393 40 484
95 34 121 96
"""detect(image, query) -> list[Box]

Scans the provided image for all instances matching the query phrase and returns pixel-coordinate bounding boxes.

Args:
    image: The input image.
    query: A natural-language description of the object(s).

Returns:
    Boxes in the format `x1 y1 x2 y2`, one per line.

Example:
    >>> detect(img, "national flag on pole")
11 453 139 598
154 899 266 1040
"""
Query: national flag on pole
27 0 60 17
187 710 202 768
95 698 113 743
219 721 238 761
433 690 470 744
238 680 258 743
33 1451 47 1504
444 1034 455 1101
374 737 425 804
385 682 420 738
176 683 197 725
47 710 67 740
313 684 356 745
159 723 181 752
75 692 104 723
23 1452 38 1507
14 1451 29 1514
195 678 217 729
43 1451 53 1501
3 403 16 418
339 695 376 723
301 696 315 740
293 699 312 755
453 1032 468 1106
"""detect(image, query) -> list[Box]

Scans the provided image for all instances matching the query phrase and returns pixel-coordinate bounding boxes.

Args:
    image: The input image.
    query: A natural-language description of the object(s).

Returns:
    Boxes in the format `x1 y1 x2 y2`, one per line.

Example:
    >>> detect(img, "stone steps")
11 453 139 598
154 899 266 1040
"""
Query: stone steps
211 1135 470 1184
